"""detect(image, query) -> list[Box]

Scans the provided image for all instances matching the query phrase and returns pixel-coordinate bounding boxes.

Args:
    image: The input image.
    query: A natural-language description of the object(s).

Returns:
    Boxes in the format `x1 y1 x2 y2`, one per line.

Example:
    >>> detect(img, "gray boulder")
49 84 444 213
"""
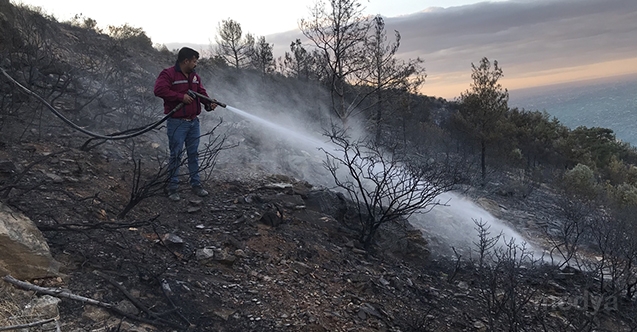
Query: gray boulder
0 202 60 279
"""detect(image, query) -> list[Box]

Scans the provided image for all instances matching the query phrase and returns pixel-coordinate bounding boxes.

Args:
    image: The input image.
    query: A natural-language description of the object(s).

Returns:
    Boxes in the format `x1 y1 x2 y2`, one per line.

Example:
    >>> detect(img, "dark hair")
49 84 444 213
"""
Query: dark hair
177 47 199 63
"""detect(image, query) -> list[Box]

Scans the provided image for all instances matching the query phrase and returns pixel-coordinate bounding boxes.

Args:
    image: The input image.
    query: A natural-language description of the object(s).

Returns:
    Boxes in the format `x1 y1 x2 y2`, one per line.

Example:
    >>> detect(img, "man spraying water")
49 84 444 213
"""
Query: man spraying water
154 47 217 202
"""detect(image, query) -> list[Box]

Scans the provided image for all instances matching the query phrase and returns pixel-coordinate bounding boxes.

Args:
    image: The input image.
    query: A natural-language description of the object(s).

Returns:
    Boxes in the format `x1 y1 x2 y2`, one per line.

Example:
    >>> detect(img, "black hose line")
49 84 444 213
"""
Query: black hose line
0 67 183 141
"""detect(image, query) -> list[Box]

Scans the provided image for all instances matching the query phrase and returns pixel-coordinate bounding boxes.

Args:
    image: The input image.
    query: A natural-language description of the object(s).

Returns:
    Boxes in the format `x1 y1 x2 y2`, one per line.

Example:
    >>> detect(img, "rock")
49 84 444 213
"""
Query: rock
359 303 383 319
382 228 430 262
45 172 64 183
242 194 262 204
215 249 237 265
24 295 60 318
189 199 203 206
214 308 236 321
196 247 215 260
304 190 348 220
187 206 201 214
390 277 404 291
0 159 16 175
262 193 305 209
221 234 244 250
83 305 111 322
258 203 283 227
65 176 79 183
0 202 60 279
458 281 469 290
292 261 312 275
474 320 487 332
116 300 140 316
161 233 184 246
234 249 247 258
161 279 172 294
304 323 327 332
290 181 313 198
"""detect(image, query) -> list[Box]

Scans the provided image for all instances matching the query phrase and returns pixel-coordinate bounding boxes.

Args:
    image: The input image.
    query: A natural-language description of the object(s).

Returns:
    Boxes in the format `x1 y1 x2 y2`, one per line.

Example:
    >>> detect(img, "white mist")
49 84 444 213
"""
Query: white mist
409 191 544 258
219 105 543 257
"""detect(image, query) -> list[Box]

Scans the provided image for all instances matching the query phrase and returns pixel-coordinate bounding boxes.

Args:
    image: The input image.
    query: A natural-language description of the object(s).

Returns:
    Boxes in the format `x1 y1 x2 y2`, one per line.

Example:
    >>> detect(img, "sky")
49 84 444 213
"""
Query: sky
12 0 637 99
13 0 498 43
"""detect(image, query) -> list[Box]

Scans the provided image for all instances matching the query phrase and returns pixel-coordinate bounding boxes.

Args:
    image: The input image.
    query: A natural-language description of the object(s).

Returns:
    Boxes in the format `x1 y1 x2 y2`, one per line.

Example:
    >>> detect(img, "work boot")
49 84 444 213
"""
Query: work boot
192 186 209 197
168 190 180 202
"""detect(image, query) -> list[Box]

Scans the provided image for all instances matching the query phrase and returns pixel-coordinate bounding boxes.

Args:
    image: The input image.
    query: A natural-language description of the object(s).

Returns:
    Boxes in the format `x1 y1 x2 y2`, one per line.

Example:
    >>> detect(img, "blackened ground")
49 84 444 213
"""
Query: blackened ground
1 137 636 332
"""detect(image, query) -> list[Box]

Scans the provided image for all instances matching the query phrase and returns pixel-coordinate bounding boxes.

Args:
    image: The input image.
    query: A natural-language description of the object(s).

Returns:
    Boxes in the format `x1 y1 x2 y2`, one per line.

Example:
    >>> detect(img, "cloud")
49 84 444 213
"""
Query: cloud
267 0 637 98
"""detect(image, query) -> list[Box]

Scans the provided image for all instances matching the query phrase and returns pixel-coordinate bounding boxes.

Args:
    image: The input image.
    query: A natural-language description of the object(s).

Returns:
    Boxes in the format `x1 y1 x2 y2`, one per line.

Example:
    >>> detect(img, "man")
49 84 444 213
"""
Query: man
154 47 217 201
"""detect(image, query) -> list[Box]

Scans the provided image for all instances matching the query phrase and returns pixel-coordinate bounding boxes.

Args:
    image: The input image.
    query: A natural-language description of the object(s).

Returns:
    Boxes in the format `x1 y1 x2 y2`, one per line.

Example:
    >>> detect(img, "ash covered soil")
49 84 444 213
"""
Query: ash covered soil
0 136 634 332
0 138 440 332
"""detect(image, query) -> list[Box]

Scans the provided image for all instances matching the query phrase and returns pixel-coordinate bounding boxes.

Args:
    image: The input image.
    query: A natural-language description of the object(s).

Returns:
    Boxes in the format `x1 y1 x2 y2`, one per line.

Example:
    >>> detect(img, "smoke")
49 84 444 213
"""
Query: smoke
188 66 544 257
195 66 356 183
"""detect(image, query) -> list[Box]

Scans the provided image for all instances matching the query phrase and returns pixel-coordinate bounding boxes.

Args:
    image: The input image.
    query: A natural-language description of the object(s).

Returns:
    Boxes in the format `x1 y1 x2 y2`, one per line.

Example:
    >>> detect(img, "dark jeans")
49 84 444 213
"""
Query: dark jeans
166 117 201 192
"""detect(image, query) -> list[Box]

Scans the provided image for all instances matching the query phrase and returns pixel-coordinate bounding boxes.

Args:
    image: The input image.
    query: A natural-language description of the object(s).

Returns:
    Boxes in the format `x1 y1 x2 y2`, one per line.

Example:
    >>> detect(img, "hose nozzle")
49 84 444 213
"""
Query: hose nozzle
187 90 227 108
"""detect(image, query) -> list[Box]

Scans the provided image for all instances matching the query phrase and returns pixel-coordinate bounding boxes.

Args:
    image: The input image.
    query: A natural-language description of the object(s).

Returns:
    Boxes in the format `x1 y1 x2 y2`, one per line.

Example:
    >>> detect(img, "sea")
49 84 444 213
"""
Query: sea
508 74 637 146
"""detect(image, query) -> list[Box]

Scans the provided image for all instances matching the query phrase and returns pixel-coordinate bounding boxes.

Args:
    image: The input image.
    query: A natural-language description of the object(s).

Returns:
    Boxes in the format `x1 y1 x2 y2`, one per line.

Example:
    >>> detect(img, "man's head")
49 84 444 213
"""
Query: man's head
177 47 199 73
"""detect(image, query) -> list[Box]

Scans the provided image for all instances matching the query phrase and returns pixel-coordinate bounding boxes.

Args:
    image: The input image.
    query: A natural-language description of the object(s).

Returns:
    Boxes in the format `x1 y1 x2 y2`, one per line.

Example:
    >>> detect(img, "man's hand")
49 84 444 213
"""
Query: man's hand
182 94 194 104
205 103 217 112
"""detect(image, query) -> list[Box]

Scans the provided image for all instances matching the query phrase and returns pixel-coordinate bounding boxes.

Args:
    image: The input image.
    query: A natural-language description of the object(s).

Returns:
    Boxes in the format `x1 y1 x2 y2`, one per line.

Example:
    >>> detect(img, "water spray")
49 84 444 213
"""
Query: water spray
187 93 548 260
183 93 549 259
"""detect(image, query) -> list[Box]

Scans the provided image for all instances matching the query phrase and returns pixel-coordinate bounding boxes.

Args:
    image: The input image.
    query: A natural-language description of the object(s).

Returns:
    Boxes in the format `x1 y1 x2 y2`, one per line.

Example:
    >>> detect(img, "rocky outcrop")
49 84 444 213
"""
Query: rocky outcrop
0 202 60 279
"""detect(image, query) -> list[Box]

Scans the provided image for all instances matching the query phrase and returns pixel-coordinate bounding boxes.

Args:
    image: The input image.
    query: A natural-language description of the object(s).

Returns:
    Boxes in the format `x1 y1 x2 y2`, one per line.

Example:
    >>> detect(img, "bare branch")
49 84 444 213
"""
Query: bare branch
2 275 186 330
0 318 56 332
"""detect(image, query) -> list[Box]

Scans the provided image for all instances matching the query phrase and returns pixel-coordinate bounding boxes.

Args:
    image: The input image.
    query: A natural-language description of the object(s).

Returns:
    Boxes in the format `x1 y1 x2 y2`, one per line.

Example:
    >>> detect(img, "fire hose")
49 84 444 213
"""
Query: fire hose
0 67 226 142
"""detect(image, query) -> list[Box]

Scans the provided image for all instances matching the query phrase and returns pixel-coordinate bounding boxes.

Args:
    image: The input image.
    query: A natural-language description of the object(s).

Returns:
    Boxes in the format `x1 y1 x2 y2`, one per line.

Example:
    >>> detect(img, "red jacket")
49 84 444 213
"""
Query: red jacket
154 63 211 119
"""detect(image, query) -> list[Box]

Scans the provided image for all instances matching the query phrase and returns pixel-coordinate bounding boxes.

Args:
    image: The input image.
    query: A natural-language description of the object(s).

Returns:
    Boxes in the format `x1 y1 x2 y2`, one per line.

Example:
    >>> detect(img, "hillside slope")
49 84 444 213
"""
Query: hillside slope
1 2 637 331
